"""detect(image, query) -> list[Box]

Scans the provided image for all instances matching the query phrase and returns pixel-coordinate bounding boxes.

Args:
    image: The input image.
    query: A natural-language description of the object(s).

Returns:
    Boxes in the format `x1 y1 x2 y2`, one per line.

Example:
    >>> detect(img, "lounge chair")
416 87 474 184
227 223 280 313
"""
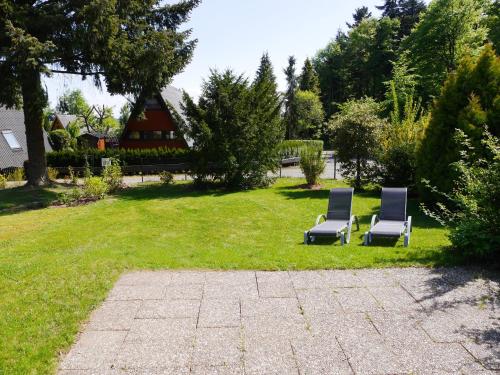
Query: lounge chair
304 188 359 246
364 187 412 247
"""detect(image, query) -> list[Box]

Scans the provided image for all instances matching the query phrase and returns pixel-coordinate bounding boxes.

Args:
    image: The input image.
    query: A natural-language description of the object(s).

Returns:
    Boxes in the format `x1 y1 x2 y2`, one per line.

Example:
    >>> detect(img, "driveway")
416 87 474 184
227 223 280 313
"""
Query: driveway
58 268 499 374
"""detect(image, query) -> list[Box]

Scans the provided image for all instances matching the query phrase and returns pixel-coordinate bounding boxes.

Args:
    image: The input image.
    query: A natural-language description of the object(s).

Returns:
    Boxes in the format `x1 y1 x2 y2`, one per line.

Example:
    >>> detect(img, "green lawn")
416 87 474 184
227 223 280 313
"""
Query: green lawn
0 178 456 373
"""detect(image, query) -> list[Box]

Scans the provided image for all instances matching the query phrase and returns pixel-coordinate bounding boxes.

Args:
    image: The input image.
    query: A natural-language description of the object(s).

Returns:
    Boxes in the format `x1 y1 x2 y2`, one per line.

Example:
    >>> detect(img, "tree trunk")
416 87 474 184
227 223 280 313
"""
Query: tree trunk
21 69 47 186
356 156 361 189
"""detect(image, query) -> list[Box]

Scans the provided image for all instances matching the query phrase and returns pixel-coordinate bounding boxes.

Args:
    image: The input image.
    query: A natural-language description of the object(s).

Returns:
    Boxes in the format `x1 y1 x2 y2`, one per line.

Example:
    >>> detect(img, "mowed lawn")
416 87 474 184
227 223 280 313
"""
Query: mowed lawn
0 178 455 373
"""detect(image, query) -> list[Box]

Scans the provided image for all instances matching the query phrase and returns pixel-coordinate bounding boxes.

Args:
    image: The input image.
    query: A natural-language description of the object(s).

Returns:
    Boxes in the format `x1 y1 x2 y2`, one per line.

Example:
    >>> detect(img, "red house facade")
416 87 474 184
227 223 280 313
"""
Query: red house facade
120 86 191 149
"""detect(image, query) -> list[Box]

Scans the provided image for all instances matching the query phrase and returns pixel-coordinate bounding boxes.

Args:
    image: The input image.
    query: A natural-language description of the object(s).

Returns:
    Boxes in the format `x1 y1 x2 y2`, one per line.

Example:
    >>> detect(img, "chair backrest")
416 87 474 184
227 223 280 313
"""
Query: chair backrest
379 187 407 221
326 188 354 221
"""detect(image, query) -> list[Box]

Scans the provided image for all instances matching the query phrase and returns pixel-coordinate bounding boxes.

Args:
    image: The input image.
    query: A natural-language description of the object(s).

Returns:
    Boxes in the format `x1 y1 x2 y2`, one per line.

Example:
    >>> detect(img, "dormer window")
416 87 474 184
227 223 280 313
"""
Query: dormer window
1 130 22 150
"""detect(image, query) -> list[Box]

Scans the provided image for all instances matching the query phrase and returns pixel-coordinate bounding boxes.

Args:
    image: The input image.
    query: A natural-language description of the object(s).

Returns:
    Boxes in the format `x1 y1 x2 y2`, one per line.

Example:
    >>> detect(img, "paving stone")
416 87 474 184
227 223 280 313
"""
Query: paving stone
203 282 258 300
255 271 291 284
288 270 326 290
114 338 193 369
204 271 256 286
333 287 382 312
190 364 244 375
87 300 141 331
463 338 500 370
390 267 440 287
164 283 203 300
59 331 127 370
169 271 206 285
307 312 377 339
368 285 421 311
242 315 309 342
125 318 196 343
116 368 190 375
192 327 242 366
321 270 363 288
243 336 298 375
115 271 172 287
258 280 296 298
296 288 343 317
353 268 399 287
241 297 301 318
291 334 353 375
198 298 240 328
107 285 166 301
135 299 200 319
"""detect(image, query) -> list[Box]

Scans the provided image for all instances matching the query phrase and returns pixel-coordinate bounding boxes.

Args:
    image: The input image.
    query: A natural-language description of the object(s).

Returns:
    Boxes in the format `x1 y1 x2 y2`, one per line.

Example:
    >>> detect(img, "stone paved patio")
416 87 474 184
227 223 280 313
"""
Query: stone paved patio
58 268 499 374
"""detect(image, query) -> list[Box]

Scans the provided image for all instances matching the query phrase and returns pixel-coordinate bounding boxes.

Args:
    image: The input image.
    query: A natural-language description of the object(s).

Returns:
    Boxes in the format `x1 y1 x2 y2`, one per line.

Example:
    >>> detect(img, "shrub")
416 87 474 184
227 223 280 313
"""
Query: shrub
47 167 59 181
159 171 174 185
7 168 25 181
82 177 108 199
299 147 325 186
102 160 123 192
422 129 500 261
57 188 83 206
48 129 72 151
277 140 323 159
0 174 6 189
67 166 79 185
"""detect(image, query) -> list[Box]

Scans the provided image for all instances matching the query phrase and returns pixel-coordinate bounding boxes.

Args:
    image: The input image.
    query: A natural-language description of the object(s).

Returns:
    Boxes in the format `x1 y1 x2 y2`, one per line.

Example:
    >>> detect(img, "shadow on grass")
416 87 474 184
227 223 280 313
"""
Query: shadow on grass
0 185 60 216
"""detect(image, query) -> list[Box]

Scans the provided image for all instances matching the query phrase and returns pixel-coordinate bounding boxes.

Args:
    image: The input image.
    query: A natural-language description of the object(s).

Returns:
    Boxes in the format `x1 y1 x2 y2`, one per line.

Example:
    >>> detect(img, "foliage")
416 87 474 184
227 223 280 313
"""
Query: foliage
486 0 500 52
294 90 325 140
159 171 175 185
183 68 283 189
67 166 79 185
102 160 123 192
347 6 372 28
82 177 108 199
329 98 387 189
48 129 72 151
299 147 326 186
277 140 324 158
7 168 25 182
417 45 500 199
283 56 299 139
47 147 191 168
376 0 427 38
422 130 500 260
299 58 320 95
403 0 489 102
0 174 6 189
0 0 200 185
119 103 132 129
46 167 59 181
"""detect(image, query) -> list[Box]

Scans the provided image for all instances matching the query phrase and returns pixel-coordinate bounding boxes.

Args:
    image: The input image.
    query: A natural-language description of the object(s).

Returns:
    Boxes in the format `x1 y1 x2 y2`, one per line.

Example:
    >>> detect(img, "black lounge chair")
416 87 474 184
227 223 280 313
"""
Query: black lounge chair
304 188 359 246
364 187 412 247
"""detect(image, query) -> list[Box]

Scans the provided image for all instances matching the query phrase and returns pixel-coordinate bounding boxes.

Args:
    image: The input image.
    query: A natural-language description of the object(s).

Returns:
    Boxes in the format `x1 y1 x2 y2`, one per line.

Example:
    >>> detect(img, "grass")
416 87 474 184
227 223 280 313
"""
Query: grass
0 178 456 373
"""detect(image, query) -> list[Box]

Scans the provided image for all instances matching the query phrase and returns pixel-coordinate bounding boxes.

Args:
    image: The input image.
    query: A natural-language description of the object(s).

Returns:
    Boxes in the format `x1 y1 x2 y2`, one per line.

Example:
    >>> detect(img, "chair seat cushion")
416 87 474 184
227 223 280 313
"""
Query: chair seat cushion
309 220 348 236
370 220 406 237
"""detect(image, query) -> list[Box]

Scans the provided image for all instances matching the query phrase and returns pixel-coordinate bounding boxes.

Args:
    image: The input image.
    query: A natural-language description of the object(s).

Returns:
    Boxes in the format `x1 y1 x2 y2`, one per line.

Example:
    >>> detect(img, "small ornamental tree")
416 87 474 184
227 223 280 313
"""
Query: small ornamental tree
0 0 200 185
417 45 500 200
294 90 325 140
329 98 387 189
183 68 283 189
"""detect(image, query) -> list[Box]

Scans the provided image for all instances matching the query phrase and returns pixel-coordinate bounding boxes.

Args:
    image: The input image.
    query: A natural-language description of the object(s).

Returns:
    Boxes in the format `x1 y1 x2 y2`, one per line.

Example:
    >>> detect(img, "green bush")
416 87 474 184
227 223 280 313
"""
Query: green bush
46 147 191 168
47 167 59 181
57 188 83 206
277 140 323 159
299 147 325 186
422 129 500 261
48 129 72 151
0 174 6 189
102 160 123 192
159 171 174 185
7 168 25 181
82 177 108 199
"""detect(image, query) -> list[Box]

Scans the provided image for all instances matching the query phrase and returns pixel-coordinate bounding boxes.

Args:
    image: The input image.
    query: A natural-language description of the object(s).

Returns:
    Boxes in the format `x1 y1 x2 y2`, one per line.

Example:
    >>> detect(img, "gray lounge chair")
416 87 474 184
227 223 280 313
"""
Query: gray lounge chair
364 187 412 247
304 188 359 246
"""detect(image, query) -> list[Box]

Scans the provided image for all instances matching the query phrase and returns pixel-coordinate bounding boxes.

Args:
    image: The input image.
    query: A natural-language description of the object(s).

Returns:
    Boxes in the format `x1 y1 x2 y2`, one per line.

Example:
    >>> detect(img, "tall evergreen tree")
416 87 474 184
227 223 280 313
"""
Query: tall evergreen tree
0 0 199 185
254 52 277 92
398 0 427 37
299 58 320 95
283 56 299 139
347 6 373 28
376 0 400 18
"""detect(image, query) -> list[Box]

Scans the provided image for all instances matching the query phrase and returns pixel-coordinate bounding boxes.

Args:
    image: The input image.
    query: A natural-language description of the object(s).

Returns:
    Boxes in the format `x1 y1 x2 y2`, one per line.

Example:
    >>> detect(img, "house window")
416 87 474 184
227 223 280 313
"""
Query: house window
128 131 140 140
144 131 162 140
1 130 22 150
165 131 176 140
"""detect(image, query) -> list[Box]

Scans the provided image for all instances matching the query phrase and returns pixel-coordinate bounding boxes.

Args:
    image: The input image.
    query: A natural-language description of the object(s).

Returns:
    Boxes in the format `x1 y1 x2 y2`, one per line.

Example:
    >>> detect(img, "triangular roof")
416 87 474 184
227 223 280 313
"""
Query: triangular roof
55 114 78 129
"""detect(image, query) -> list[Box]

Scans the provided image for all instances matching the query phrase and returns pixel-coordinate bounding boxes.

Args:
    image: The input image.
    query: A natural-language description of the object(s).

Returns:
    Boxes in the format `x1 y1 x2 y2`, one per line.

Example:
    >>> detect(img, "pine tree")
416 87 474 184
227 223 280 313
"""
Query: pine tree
347 6 372 28
283 56 299 139
299 58 320 95
376 0 400 18
254 52 278 92
417 45 500 200
398 0 427 37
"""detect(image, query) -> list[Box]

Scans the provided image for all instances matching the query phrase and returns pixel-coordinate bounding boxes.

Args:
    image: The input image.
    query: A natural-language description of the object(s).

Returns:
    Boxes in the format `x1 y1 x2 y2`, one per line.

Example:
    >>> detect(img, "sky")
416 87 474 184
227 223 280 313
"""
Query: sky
43 0 403 116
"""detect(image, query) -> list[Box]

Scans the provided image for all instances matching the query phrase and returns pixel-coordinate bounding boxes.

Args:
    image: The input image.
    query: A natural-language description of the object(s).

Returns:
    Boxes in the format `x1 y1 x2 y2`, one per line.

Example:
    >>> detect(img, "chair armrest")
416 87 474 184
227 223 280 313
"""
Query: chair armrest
370 214 378 230
407 216 412 233
315 214 327 226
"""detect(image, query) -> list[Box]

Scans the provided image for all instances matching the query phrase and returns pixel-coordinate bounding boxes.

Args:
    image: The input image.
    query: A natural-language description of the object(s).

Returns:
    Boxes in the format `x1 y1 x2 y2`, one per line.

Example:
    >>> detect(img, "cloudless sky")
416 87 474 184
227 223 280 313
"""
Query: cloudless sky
43 0 421 116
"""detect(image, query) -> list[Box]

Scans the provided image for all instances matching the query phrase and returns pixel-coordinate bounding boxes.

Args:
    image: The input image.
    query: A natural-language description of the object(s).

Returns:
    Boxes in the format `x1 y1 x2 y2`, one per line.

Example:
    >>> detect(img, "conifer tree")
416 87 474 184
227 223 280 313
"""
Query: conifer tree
376 0 400 18
283 56 299 139
347 6 372 28
299 58 321 95
254 52 278 92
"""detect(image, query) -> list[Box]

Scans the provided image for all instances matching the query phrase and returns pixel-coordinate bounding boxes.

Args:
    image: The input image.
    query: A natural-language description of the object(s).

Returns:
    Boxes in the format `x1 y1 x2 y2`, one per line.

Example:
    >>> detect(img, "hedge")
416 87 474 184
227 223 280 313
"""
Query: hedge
277 140 324 159
46 148 192 168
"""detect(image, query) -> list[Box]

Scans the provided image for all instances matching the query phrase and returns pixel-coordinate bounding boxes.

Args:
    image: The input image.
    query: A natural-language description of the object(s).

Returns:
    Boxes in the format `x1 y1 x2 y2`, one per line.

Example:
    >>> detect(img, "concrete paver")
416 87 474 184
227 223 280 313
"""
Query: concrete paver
58 268 500 374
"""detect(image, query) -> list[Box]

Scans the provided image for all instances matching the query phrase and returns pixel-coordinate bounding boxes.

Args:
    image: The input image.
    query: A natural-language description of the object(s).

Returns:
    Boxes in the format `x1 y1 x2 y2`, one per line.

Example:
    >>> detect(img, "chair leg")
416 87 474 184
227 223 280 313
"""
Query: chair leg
404 233 410 247
363 232 369 246
304 231 309 245
340 232 345 246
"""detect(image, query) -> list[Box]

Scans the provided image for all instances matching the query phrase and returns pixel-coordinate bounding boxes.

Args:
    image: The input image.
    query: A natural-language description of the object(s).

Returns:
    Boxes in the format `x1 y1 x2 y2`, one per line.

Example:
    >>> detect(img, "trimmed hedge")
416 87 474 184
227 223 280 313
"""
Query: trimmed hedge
277 140 324 159
47 148 191 168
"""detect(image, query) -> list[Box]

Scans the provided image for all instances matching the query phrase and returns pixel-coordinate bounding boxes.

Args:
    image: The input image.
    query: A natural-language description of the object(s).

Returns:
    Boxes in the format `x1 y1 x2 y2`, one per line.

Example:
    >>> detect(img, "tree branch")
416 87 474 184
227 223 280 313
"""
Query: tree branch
50 69 104 75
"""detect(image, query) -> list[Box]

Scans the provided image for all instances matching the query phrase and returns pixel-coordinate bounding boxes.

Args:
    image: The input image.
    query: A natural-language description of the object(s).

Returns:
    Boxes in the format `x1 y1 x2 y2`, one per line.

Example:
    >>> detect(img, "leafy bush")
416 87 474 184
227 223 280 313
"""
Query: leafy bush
277 140 323 159
422 130 500 261
7 168 25 181
47 147 191 168
47 167 59 181
159 171 174 185
57 188 83 206
0 174 6 189
299 146 325 186
82 177 108 199
48 129 72 151
67 166 79 185
102 160 123 192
